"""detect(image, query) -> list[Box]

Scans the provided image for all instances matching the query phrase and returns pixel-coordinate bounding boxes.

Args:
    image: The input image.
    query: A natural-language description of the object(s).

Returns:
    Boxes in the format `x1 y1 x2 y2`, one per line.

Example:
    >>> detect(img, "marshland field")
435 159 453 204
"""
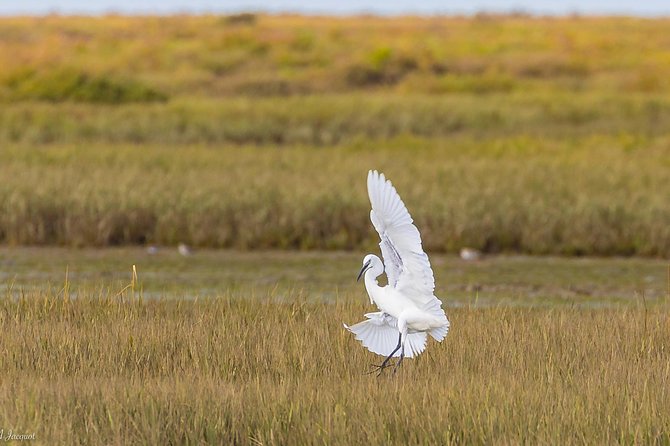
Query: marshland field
1 14 670 444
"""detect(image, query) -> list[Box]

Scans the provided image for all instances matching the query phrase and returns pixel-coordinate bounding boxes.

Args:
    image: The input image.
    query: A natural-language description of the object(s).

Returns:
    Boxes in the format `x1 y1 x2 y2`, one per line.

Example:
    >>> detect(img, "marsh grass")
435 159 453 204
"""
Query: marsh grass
1 15 670 98
1 93 670 145
1 15 669 255
1 136 669 255
4 68 167 104
1 287 669 444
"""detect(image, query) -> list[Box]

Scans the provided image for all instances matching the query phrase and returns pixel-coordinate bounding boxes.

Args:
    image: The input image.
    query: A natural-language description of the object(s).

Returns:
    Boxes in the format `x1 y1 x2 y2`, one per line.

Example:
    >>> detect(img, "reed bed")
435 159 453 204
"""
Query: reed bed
2 136 669 255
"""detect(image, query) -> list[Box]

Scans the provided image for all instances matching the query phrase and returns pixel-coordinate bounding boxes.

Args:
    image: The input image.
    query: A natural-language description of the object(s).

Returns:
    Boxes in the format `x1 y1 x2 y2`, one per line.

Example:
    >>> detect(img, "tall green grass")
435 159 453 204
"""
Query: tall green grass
1 136 669 255
1 290 669 444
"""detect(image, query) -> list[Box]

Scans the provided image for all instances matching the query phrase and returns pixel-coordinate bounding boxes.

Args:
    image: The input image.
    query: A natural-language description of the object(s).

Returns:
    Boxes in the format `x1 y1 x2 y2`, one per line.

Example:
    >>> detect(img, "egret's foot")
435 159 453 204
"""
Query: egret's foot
366 333 402 377
365 361 394 376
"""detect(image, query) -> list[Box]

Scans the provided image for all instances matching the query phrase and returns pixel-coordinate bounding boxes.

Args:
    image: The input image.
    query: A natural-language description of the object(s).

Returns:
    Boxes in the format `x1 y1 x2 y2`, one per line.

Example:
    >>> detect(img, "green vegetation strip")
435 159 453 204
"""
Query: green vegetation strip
0 93 669 145
2 134 668 255
2 248 668 306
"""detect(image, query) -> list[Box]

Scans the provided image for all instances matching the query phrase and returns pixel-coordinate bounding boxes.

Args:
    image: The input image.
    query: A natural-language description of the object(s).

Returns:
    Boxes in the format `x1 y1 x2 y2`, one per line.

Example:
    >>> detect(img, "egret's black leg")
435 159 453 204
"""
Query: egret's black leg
393 351 405 374
366 333 402 376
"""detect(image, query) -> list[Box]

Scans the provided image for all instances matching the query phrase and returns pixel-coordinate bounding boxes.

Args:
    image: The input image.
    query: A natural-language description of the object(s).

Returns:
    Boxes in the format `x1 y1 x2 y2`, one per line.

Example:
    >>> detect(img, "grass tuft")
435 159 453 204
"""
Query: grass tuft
4 68 167 103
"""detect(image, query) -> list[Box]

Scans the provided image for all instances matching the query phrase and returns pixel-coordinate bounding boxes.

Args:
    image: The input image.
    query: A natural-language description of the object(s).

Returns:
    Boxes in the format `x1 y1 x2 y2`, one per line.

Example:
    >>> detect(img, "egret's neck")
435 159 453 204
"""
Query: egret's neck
364 269 384 305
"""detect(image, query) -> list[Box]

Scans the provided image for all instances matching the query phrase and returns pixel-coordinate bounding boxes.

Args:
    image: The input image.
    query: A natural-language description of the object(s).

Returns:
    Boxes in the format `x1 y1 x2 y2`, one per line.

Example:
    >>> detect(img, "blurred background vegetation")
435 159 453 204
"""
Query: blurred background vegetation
1 14 669 255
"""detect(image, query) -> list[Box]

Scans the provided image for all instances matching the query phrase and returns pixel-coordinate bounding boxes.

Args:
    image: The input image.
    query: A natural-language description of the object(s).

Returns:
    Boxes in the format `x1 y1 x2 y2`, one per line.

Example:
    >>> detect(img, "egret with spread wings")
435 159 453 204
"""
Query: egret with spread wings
344 170 450 374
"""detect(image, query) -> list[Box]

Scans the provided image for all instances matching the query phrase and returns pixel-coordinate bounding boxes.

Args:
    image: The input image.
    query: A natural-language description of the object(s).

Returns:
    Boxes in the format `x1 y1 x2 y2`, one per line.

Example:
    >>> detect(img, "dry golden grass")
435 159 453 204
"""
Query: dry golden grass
1 288 669 444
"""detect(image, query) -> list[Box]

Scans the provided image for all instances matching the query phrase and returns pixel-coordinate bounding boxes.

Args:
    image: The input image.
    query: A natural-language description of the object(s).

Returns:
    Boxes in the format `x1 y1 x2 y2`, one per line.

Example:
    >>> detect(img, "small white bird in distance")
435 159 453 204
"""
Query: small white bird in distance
178 243 192 256
344 170 450 375
459 247 482 261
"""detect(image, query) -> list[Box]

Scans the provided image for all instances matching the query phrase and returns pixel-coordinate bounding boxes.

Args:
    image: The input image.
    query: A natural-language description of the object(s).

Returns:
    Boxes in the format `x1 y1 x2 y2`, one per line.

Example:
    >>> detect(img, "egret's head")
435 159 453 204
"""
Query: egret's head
357 254 383 281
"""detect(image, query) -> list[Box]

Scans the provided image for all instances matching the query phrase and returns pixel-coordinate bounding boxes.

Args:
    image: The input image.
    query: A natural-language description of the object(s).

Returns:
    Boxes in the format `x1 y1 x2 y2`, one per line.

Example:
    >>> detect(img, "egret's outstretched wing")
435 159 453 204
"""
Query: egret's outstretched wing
367 170 439 310
344 312 427 358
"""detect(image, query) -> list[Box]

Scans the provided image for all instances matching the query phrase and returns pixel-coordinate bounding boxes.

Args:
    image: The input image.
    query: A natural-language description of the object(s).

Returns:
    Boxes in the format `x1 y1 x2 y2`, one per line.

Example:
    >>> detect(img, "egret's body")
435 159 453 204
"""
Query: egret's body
345 170 450 372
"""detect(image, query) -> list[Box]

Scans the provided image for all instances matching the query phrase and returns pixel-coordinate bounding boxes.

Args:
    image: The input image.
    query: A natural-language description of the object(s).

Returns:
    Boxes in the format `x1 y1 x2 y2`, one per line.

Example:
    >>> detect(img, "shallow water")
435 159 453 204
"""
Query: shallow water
0 247 668 307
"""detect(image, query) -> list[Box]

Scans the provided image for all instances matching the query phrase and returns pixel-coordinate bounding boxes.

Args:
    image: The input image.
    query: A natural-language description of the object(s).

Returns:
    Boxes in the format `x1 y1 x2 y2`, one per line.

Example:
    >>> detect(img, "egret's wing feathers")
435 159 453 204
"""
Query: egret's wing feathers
369 206 404 288
344 312 427 358
375 223 402 287
368 170 415 288
367 170 438 310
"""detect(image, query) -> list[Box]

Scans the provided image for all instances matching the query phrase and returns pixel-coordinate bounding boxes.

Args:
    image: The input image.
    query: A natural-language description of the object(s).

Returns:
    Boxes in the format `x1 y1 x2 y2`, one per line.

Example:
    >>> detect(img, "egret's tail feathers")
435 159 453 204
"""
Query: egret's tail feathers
405 332 428 357
429 319 450 342
344 317 427 358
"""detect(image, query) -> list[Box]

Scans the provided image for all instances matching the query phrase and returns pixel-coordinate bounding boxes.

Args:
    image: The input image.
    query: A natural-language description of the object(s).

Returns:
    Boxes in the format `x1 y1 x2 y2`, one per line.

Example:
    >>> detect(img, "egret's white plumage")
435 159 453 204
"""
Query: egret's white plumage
344 312 428 358
345 170 450 371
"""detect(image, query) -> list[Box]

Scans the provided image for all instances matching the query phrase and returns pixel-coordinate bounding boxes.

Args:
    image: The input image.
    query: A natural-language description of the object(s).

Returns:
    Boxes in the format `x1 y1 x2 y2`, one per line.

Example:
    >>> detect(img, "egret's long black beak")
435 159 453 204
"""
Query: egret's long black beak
357 260 371 282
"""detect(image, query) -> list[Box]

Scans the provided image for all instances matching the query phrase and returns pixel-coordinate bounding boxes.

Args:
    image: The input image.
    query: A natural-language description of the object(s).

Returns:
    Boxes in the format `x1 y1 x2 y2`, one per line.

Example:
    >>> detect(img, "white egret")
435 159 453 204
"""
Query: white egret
178 243 193 256
344 170 450 374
